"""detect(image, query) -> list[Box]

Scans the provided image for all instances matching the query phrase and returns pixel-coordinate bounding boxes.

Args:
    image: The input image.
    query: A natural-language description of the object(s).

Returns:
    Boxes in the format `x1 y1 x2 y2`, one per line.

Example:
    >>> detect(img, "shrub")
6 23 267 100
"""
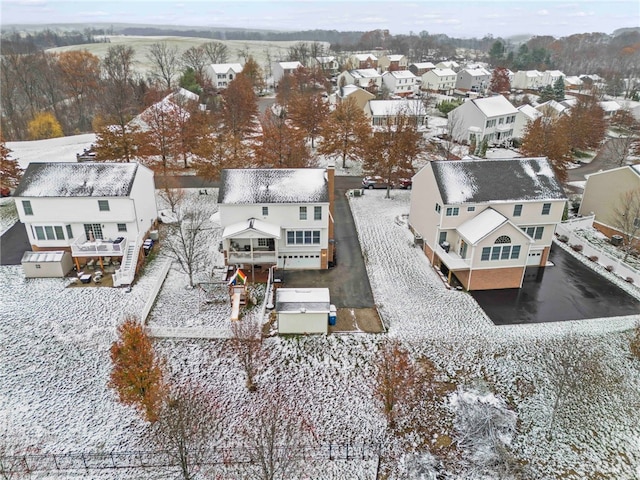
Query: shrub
571 244 583 252
605 265 614 272
558 235 569 243
631 324 640 360
588 255 598 262
626 277 635 283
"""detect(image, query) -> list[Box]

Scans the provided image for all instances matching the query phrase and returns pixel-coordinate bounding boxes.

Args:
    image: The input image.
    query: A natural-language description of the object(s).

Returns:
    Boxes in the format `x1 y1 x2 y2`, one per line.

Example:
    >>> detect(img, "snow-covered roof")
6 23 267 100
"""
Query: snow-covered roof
14 162 139 198
536 99 568 115
411 62 436 69
428 68 456 78
437 61 459 69
462 67 491 77
471 95 518 117
316 56 336 63
341 85 367 97
431 157 566 204
278 61 303 70
457 208 508 244
276 288 330 312
351 68 381 79
564 75 583 86
170 88 199 102
522 70 543 77
353 53 377 61
383 70 416 79
209 63 243 74
21 250 68 263
368 99 427 117
218 168 329 204
600 100 621 113
385 54 405 61
222 218 281 239
517 104 542 121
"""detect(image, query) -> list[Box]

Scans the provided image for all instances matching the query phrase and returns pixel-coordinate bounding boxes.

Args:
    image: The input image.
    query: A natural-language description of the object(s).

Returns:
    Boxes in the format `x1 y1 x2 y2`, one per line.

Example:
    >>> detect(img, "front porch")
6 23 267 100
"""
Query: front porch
222 218 280 267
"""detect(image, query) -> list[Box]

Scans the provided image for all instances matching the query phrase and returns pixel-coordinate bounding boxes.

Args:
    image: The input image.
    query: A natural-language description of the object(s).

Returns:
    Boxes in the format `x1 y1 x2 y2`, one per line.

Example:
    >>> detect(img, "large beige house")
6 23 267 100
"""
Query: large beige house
579 165 640 238
409 158 566 290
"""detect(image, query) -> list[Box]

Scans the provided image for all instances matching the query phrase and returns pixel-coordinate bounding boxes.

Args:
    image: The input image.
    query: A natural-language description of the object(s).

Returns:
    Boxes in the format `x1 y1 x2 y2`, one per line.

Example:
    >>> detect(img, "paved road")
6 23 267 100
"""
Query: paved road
567 137 628 183
0 221 29 265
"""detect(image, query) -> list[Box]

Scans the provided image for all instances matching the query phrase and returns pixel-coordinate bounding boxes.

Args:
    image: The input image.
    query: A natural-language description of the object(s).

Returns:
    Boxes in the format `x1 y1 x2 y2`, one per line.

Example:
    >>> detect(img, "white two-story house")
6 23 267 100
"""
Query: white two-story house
364 99 428 128
381 70 418 97
449 95 521 146
337 69 383 95
408 157 566 290
218 167 335 270
512 70 544 90
13 162 158 285
421 68 456 94
205 63 243 89
456 66 492 93
272 61 303 86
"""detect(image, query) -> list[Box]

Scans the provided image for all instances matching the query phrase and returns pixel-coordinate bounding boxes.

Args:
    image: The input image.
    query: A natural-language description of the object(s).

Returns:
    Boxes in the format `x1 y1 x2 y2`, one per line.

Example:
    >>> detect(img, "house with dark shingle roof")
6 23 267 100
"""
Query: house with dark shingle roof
14 162 157 283
408 157 567 290
217 167 335 270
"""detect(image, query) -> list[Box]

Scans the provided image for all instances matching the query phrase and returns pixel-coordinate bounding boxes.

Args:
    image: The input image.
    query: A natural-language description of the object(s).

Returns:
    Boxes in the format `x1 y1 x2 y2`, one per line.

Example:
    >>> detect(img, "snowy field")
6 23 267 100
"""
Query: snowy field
2 186 640 479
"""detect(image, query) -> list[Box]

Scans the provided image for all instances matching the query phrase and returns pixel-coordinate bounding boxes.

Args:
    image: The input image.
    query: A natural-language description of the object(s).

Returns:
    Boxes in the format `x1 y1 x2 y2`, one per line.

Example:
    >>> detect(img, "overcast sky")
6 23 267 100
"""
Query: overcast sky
1 0 638 39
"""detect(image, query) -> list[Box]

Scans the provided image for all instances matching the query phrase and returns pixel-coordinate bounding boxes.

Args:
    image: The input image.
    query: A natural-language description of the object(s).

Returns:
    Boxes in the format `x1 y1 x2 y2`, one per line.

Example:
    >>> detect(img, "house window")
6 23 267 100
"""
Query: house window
491 246 501 260
534 226 544 240
117 223 127 232
84 224 103 240
66 225 73 239
467 206 475 212
445 207 459 216
314 206 322 220
45 226 55 240
54 226 64 240
22 200 33 215
98 200 110 212
438 231 447 244
511 245 521 259
482 244 520 261
495 235 511 244
513 204 522 217
542 203 551 215
435 203 441 213
500 246 512 259
286 230 321 245
299 206 307 220
481 247 491 261
34 226 45 240
262 206 269 216
258 238 268 247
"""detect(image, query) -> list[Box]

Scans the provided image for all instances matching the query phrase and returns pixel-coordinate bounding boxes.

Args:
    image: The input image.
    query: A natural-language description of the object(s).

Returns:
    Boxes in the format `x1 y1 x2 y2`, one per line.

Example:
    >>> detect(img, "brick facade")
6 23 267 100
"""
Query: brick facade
465 267 525 290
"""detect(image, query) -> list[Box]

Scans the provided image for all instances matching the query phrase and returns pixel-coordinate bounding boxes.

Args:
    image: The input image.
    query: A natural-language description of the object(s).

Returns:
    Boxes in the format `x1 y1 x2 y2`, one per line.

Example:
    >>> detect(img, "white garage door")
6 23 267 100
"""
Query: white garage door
527 250 543 266
278 253 322 269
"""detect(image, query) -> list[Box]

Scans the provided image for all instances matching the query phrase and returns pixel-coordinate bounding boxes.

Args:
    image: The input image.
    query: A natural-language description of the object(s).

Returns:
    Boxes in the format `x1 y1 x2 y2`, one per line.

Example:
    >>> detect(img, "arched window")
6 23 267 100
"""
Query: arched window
495 235 511 244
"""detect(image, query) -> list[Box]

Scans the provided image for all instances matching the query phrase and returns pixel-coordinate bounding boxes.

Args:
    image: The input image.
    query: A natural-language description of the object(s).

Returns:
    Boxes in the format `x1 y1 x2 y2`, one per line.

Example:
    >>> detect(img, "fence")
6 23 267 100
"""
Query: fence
146 325 230 339
556 216 640 285
0 443 379 475
140 259 172 323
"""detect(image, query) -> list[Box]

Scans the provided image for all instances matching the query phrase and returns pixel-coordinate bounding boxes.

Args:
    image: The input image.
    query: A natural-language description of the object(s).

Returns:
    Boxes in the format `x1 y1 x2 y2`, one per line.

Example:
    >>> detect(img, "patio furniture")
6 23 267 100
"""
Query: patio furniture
80 274 91 284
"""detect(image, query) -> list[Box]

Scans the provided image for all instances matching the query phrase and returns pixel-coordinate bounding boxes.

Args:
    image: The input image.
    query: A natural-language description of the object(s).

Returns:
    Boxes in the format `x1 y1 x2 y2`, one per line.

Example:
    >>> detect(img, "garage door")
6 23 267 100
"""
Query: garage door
278 253 322 269
527 250 543 266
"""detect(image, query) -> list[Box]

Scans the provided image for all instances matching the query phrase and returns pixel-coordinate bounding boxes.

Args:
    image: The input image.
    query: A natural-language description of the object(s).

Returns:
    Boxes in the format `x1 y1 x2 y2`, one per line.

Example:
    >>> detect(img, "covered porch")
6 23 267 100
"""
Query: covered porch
222 218 280 266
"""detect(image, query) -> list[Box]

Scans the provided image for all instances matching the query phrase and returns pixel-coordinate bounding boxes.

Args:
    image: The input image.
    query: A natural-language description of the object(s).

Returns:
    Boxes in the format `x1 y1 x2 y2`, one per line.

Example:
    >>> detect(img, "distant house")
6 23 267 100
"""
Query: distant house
564 75 584 90
378 54 408 72
364 99 428 127
13 162 158 286
421 68 456 94
349 53 378 70
312 56 339 76
449 95 520 145
535 99 569 118
332 85 375 110
579 165 640 239
217 167 335 270
205 63 243 89
337 69 383 94
542 70 565 87
514 104 543 139
408 157 566 290
456 66 492 92
409 62 436 76
129 88 199 131
273 61 303 86
435 60 460 72
512 70 544 90
381 70 418 97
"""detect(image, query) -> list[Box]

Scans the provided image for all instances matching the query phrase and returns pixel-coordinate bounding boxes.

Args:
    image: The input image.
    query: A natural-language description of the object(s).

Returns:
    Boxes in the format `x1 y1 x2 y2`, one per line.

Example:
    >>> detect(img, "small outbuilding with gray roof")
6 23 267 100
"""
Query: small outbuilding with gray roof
409 157 566 290
276 287 331 334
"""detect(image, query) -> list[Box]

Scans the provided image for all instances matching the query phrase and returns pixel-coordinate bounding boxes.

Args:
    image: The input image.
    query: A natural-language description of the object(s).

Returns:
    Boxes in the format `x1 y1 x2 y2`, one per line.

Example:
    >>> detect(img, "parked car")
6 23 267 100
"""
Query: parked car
362 176 391 189
398 178 413 189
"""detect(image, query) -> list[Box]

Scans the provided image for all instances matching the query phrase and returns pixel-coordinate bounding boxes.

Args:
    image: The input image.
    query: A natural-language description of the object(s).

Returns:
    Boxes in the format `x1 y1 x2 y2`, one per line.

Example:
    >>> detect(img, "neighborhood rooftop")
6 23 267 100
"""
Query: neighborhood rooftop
13 162 139 197
431 157 567 204
471 95 519 117
218 168 329 204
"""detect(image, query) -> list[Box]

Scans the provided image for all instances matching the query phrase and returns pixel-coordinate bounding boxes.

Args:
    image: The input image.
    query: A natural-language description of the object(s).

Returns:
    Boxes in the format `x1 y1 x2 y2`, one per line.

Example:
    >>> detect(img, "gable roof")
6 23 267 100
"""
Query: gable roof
457 208 508 243
350 68 381 79
470 95 518 117
353 53 377 61
218 168 329 204
427 68 456 78
368 99 427 117
210 63 243 74
517 104 543 121
14 162 139 197
430 157 566 204
222 218 281 239
411 62 436 69
461 67 491 77
383 70 416 79
278 61 303 70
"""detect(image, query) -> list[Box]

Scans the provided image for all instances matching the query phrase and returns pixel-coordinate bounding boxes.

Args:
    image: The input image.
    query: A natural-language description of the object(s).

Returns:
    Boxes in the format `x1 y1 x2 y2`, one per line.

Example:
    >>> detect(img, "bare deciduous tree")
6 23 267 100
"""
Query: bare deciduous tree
612 188 640 261
157 175 186 215
202 41 230 64
230 318 264 392
147 42 180 90
148 382 223 480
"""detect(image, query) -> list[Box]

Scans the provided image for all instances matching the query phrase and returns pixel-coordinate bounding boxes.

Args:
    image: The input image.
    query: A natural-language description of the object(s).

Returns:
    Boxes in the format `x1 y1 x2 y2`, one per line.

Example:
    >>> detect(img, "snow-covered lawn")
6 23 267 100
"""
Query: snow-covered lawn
2 187 640 479
7 134 96 169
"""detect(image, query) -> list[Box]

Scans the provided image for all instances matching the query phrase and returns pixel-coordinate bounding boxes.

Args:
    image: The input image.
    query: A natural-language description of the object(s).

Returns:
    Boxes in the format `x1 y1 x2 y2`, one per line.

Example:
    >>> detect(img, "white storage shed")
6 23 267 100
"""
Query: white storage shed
21 251 73 278
276 288 330 334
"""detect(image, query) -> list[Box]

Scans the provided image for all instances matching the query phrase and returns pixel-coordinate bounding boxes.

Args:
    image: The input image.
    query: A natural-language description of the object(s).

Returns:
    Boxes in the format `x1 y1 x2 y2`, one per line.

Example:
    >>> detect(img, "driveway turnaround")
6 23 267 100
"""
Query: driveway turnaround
0 222 30 265
276 177 375 309
471 244 640 325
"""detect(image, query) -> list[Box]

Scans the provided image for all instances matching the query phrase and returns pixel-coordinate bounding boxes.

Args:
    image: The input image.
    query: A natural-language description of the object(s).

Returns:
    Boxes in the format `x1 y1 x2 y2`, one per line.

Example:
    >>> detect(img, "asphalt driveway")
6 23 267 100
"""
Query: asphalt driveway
471 244 640 325
276 176 375 309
